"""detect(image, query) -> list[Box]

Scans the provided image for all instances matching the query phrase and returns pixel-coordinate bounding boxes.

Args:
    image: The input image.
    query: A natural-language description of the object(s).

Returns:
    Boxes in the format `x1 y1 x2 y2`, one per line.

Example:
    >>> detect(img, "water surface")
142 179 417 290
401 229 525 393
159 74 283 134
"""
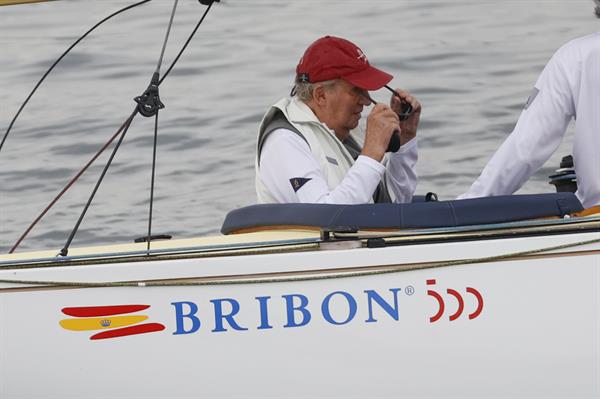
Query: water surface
1 0 597 252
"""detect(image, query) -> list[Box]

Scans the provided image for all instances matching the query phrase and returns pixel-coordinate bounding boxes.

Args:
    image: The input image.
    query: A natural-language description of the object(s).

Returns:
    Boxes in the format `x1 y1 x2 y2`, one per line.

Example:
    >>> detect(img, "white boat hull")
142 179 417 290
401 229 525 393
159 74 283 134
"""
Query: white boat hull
1 230 599 397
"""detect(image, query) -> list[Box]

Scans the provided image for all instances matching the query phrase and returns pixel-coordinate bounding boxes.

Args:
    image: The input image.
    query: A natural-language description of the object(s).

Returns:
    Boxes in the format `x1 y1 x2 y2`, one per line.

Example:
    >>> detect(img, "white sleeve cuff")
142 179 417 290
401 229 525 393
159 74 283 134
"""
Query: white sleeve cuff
397 137 417 153
356 154 386 172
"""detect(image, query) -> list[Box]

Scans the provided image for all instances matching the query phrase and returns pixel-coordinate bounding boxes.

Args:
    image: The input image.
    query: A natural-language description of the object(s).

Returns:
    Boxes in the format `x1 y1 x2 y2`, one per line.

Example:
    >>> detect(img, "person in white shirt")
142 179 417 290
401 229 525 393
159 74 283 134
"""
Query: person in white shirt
255 35 422 204
460 2 600 209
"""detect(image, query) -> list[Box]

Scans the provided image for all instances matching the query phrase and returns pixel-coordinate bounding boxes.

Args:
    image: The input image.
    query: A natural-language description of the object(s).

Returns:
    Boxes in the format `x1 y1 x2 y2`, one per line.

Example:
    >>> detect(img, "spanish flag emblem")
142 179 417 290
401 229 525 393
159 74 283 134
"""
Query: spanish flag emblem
60 304 165 340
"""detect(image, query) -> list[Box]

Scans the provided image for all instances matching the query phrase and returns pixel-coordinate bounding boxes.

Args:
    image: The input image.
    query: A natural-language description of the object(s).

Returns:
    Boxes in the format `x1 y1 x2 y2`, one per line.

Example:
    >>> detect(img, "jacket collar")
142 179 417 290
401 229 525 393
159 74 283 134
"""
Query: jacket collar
273 97 338 137
285 97 323 124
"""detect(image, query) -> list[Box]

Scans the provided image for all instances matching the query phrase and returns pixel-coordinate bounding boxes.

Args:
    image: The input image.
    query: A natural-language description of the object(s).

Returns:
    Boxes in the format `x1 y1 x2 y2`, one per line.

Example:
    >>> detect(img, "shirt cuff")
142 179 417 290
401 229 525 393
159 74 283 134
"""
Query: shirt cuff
397 137 417 153
356 155 386 173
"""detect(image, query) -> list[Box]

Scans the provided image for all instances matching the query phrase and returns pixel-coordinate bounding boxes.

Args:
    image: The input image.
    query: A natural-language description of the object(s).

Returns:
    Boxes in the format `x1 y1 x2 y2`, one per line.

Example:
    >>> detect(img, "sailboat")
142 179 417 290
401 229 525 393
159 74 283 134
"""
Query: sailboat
1 0 599 397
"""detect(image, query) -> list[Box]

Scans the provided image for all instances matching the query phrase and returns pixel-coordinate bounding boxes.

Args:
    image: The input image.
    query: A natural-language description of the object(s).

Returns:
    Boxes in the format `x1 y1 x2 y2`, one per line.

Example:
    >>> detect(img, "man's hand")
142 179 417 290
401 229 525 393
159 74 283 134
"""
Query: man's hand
361 104 401 162
390 88 421 145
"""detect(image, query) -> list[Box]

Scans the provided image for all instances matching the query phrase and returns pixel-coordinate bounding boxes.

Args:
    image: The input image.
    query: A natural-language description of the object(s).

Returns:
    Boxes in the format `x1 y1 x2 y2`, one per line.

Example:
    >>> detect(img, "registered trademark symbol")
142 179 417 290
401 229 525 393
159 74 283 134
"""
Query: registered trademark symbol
405 285 415 295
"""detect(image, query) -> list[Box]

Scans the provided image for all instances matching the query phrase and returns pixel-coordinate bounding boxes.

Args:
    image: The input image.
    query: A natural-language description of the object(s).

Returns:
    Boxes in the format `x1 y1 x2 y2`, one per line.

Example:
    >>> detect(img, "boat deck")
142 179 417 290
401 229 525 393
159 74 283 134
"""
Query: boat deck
1 213 598 268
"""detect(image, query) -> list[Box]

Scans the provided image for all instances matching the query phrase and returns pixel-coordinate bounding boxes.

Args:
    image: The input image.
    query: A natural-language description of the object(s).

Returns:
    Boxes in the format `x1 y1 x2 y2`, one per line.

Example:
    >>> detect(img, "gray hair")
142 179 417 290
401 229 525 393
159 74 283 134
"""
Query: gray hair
292 79 338 102
595 0 600 18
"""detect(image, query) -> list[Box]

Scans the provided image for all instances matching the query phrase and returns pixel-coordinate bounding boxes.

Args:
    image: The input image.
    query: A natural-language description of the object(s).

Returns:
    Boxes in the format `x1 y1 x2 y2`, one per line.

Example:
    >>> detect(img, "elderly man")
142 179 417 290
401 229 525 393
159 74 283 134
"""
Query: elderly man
460 1 600 209
255 35 422 204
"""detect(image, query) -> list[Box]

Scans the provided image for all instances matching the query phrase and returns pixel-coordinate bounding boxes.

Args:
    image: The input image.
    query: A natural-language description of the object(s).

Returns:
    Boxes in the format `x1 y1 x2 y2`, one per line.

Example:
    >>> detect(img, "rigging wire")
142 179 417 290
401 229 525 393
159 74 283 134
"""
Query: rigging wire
58 108 139 257
59 0 217 257
146 112 160 254
155 0 179 74
8 0 218 254
8 110 138 254
0 0 152 155
141 0 178 253
160 1 216 85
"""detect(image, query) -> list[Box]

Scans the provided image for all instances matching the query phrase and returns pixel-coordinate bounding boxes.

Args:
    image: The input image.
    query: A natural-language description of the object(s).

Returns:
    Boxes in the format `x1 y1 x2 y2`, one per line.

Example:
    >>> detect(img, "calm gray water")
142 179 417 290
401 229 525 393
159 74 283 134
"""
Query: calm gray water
0 0 598 253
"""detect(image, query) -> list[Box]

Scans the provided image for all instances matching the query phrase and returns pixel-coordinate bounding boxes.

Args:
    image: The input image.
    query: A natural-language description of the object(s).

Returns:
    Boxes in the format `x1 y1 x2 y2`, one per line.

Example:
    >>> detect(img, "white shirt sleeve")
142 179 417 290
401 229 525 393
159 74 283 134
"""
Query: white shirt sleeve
459 45 574 199
259 129 386 204
385 137 418 203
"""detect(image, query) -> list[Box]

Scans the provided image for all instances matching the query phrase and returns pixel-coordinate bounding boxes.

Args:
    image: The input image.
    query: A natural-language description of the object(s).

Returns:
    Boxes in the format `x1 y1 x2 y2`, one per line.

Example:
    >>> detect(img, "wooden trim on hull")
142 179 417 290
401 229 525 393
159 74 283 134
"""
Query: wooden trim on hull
0 241 320 270
0 0 56 5
1 247 598 293
1 217 597 270
376 220 600 246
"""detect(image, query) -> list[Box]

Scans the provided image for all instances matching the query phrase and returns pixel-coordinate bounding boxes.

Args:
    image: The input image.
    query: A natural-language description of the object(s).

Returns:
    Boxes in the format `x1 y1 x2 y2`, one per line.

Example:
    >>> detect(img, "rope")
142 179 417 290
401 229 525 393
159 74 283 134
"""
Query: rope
2 237 598 288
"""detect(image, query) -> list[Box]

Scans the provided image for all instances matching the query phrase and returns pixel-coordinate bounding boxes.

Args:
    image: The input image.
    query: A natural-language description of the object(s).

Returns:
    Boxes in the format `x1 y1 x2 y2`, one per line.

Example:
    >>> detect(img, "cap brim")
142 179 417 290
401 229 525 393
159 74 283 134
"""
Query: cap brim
342 65 393 91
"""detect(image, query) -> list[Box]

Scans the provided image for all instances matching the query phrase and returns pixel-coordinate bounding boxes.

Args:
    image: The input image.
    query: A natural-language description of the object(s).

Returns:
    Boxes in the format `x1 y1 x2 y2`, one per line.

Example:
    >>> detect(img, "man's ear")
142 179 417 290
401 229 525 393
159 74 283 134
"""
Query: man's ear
312 84 328 106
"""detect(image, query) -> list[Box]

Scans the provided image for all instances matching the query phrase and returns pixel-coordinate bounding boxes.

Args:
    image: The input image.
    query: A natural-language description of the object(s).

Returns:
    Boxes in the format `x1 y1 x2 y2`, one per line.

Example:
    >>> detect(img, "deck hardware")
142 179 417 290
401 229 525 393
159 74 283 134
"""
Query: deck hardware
320 226 358 241
366 238 387 248
134 234 173 243
134 72 164 117
320 240 363 251
425 192 439 202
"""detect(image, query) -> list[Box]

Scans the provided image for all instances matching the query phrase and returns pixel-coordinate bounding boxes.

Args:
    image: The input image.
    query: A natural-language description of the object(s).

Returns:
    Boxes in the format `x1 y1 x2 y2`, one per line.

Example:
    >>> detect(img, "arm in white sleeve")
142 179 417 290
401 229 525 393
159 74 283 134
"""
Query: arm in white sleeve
259 129 385 204
459 47 574 199
384 137 418 203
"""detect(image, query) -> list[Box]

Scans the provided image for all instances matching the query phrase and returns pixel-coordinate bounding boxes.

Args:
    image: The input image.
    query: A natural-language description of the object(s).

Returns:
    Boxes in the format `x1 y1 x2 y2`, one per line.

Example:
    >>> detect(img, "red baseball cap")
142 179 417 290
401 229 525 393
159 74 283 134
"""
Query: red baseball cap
296 36 393 91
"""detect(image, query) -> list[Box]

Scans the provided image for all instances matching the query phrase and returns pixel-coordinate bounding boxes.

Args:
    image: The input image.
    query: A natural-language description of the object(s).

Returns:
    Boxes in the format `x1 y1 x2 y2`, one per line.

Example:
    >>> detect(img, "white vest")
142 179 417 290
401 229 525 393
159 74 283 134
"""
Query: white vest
255 97 367 203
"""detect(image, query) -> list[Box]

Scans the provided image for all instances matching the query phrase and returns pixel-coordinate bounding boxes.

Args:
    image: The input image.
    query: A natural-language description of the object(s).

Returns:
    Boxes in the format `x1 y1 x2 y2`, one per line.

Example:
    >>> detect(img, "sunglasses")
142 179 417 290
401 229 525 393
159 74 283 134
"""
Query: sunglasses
365 85 413 121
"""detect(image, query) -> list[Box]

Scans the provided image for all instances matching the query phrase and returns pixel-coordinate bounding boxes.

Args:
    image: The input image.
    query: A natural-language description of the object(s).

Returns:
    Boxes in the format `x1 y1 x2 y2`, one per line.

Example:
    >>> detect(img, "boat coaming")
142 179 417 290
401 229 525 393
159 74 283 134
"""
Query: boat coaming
0 216 599 397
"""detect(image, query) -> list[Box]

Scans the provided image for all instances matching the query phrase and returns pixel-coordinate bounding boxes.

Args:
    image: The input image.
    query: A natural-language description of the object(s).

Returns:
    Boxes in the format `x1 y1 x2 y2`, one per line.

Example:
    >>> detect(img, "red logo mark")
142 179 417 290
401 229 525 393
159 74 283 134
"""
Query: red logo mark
426 279 484 323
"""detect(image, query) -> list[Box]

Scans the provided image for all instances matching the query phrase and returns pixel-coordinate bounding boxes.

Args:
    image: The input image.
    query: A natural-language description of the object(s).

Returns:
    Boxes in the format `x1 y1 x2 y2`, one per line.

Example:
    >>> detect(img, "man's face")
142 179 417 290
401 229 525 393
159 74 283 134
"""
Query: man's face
319 79 371 140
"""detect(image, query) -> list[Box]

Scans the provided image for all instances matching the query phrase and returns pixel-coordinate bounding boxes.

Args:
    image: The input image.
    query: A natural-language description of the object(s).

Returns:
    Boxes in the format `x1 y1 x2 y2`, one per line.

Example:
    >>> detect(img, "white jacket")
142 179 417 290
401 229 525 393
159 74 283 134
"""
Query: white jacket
255 97 418 204
460 33 600 209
